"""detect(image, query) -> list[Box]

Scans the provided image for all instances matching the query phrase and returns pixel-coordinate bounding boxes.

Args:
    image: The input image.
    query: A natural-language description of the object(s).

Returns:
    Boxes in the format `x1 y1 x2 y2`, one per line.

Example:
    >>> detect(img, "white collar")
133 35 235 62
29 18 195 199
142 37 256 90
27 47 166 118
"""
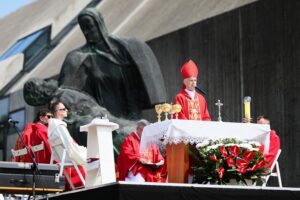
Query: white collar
185 88 195 99
49 118 67 128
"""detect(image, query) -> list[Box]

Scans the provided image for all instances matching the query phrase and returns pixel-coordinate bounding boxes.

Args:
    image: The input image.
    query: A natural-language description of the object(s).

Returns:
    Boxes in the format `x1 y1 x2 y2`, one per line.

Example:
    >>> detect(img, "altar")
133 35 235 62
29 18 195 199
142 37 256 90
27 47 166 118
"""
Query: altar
140 120 271 183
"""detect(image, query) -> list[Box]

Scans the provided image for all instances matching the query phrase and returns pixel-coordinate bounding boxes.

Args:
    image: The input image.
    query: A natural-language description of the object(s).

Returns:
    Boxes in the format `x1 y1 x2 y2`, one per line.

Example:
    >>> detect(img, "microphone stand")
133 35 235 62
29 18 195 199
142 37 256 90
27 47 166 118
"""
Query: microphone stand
10 121 39 200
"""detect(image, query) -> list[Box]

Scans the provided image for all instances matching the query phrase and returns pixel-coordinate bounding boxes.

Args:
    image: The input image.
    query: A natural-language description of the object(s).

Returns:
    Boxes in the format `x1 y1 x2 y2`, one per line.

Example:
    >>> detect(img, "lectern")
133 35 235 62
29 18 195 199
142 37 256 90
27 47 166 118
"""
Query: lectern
80 118 119 187
166 143 189 183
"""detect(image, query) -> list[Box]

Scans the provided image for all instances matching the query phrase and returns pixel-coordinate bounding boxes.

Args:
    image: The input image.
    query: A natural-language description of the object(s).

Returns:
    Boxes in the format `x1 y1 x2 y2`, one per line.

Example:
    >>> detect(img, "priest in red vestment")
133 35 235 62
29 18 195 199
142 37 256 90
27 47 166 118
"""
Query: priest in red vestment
13 109 52 163
117 120 166 182
172 60 211 182
257 115 281 168
173 60 211 121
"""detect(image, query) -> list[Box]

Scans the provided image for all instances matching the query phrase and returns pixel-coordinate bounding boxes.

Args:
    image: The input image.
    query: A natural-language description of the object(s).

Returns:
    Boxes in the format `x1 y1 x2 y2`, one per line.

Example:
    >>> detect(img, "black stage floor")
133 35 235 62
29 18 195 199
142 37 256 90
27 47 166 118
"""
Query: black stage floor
37 182 300 200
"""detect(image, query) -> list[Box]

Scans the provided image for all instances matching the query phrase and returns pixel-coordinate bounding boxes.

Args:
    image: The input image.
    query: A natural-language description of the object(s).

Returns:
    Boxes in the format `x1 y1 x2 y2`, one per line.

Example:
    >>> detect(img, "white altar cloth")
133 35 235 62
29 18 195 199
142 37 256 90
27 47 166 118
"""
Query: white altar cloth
140 120 270 153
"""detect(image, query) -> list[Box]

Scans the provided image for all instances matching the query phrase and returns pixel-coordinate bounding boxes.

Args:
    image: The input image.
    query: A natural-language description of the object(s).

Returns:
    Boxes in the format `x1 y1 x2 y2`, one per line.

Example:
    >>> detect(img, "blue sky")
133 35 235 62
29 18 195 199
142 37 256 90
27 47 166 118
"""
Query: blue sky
0 0 34 18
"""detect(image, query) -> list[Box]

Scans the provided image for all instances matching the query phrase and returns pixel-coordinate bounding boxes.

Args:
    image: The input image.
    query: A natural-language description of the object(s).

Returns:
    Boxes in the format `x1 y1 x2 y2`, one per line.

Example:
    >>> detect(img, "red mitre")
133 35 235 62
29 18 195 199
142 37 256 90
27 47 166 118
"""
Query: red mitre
180 60 198 79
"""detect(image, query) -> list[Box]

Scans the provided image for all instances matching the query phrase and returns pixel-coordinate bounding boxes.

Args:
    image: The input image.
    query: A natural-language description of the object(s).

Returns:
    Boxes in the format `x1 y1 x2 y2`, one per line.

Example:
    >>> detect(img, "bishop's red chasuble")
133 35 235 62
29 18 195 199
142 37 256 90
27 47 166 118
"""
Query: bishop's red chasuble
173 89 211 121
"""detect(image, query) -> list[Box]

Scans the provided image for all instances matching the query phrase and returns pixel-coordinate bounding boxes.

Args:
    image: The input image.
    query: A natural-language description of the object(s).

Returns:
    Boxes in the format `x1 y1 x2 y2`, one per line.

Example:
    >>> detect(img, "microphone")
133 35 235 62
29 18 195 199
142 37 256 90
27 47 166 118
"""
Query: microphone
8 118 19 124
195 86 207 95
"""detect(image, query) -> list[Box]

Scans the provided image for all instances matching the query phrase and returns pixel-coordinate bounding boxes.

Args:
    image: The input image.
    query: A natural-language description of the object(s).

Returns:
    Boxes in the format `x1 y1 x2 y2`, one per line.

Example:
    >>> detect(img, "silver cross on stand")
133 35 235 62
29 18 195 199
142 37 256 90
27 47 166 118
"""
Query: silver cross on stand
215 99 223 122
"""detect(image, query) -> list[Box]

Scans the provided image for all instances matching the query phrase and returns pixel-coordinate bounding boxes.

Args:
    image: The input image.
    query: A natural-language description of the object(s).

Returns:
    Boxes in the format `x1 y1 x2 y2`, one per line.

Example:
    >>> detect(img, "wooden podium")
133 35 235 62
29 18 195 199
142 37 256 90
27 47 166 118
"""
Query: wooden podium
80 118 119 187
166 143 189 183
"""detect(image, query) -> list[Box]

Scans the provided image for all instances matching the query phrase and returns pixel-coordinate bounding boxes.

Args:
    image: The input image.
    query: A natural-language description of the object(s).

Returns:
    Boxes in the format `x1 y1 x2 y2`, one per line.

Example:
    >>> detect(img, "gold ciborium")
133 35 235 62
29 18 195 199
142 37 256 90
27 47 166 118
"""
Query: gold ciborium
172 103 182 119
161 103 172 120
155 104 163 122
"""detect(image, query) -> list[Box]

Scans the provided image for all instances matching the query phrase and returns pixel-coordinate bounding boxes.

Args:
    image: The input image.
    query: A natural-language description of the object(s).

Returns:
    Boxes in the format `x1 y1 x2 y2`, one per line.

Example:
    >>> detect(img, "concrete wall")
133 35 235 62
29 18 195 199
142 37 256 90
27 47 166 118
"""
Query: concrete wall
1 0 257 93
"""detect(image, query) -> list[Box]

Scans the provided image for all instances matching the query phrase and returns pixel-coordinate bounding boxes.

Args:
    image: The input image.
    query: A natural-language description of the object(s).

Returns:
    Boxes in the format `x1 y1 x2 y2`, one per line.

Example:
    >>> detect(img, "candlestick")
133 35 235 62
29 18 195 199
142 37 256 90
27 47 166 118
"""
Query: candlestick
244 96 251 123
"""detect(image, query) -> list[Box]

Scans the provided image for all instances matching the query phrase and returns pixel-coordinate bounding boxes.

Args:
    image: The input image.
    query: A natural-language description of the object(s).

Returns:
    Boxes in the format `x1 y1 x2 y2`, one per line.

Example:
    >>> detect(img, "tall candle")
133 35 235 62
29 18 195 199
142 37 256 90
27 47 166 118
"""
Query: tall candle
244 96 251 120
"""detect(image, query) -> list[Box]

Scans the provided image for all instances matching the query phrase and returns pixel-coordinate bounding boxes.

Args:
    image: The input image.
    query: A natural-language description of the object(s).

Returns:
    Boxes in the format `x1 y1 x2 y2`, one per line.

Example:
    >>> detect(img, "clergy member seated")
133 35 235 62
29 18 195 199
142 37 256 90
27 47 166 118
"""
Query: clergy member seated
257 115 280 169
48 101 87 190
13 109 52 163
173 59 211 120
117 119 166 182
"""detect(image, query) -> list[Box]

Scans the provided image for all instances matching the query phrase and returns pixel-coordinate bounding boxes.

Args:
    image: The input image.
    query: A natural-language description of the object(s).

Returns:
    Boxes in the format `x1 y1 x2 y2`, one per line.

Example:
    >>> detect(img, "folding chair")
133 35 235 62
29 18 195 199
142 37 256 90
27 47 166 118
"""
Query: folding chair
11 142 44 161
31 142 45 153
49 136 85 190
11 147 28 159
262 149 282 188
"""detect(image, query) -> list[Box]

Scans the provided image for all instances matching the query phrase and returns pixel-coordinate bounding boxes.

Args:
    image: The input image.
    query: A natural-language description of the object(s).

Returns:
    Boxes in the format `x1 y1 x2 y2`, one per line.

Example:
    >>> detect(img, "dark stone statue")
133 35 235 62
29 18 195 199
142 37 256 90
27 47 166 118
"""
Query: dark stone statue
23 78 135 148
58 8 167 120
23 8 167 155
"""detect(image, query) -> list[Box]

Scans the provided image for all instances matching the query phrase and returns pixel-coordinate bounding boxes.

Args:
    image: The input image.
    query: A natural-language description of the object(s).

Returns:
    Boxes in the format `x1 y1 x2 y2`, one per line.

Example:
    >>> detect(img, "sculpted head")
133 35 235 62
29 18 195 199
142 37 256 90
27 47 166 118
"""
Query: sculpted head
78 8 106 44
23 78 58 106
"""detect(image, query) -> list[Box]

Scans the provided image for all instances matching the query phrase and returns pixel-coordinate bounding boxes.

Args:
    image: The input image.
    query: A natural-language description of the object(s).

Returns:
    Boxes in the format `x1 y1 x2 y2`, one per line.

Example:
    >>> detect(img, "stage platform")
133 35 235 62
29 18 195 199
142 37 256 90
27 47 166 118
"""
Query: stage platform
37 181 300 200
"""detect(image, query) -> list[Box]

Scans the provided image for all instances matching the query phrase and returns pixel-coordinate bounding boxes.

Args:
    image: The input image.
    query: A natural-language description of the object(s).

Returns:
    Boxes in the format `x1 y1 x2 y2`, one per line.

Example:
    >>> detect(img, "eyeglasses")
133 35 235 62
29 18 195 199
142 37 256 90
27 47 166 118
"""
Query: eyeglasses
46 115 53 119
55 108 68 112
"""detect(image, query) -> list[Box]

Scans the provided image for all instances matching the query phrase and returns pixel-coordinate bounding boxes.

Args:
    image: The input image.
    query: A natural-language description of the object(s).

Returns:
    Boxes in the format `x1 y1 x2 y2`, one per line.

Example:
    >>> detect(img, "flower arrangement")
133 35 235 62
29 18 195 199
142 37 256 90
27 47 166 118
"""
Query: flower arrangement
192 138 268 185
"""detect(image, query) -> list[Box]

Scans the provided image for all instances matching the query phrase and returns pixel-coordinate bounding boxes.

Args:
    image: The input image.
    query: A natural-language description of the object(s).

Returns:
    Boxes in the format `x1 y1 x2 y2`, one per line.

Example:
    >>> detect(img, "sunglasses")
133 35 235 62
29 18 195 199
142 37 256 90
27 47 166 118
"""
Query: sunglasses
46 115 53 119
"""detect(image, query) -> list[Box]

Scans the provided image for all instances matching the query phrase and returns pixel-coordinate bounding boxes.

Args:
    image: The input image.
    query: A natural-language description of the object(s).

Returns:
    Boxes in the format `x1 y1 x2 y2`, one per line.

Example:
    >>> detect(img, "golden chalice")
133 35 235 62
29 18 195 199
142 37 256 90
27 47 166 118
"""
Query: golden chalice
172 103 182 119
155 104 163 122
161 103 172 120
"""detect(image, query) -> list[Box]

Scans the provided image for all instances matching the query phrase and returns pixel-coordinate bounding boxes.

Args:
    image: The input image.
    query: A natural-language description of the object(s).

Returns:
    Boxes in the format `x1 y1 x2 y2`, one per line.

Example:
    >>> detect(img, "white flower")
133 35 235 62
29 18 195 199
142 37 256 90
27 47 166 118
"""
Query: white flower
196 140 210 148
239 143 253 149
249 148 259 152
207 143 223 151
248 141 261 146
224 143 238 147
